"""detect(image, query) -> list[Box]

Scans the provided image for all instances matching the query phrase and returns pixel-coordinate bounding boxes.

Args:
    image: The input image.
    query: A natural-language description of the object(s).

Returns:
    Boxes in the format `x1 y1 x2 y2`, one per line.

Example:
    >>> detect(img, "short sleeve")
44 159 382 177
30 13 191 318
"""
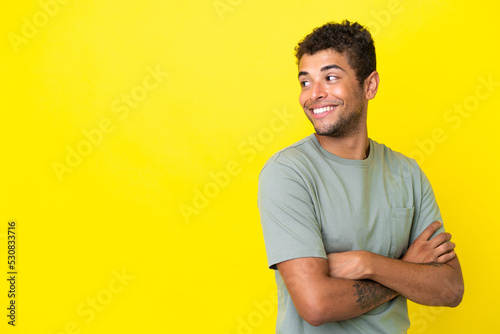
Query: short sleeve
409 166 445 244
258 161 327 270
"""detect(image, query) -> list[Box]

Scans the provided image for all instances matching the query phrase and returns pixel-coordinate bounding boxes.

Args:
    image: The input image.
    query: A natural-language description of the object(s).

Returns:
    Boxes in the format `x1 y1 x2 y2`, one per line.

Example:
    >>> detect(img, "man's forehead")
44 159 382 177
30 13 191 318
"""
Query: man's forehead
298 49 350 74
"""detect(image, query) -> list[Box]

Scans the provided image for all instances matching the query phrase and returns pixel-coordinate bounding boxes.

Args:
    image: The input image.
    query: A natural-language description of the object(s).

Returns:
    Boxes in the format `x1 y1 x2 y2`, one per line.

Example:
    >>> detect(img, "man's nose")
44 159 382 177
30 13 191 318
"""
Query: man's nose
311 82 326 100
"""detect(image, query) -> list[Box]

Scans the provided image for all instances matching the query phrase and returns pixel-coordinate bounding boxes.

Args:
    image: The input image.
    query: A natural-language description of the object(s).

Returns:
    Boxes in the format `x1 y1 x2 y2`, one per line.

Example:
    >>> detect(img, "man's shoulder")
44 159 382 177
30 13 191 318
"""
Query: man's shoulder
258 134 321 184
372 139 421 175
263 134 318 167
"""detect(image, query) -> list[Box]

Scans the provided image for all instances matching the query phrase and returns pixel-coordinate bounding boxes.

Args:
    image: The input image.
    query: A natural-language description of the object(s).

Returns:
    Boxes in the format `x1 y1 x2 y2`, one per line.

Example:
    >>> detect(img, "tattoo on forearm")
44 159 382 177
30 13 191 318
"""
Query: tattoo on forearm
353 280 397 310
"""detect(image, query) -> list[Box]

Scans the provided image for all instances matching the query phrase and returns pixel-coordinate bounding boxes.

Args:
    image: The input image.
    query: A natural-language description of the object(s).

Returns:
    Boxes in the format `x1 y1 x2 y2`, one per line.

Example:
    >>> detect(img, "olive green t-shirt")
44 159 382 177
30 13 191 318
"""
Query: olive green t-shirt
258 134 444 334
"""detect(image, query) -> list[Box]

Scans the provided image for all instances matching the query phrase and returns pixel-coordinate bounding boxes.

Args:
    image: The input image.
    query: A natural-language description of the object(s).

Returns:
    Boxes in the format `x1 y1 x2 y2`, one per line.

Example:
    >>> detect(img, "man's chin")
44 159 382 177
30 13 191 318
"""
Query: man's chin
314 126 341 138
316 132 341 138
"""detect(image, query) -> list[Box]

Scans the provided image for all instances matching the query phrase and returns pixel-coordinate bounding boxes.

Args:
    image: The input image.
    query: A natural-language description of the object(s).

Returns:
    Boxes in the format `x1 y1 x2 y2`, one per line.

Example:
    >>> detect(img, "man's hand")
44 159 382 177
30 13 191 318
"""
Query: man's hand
402 221 456 264
327 251 373 280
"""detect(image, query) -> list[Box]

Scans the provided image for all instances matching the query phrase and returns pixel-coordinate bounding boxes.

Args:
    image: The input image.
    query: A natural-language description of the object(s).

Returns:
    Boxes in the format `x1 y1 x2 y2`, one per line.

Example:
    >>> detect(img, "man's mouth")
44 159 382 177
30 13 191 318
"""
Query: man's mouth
309 105 336 117
312 105 335 115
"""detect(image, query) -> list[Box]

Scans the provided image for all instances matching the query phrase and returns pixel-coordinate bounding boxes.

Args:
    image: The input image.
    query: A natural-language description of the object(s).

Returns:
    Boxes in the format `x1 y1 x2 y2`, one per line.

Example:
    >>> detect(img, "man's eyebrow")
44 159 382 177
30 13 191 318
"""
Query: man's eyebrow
298 71 308 78
298 64 345 78
321 64 345 72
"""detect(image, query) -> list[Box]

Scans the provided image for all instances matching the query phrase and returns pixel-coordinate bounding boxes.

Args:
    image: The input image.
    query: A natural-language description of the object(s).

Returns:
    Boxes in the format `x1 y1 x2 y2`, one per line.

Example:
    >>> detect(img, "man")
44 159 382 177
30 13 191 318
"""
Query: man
257 20 464 333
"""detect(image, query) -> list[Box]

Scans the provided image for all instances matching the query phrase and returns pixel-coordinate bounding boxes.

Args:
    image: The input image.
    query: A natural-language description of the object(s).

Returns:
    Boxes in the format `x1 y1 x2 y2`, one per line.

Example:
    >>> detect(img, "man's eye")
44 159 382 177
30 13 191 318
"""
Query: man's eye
326 75 337 81
300 81 310 87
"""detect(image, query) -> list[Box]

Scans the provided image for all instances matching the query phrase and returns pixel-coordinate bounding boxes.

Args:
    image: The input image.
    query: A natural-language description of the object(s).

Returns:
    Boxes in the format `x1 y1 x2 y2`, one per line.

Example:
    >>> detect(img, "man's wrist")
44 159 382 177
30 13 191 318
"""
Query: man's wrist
362 251 381 280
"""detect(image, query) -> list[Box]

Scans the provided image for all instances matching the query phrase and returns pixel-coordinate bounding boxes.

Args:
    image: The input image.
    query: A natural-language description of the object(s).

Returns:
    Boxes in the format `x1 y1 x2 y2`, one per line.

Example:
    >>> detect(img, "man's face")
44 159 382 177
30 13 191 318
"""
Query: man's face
298 49 367 137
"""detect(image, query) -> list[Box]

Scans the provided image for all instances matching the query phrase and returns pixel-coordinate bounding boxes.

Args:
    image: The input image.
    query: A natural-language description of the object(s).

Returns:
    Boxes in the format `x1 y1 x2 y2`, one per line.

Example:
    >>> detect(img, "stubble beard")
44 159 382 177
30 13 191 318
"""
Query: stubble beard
312 104 365 138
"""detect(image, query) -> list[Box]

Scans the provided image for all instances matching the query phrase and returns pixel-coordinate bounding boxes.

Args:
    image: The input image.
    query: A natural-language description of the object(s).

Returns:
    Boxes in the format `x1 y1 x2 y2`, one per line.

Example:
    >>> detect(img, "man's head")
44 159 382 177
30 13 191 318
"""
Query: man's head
295 20 376 87
296 21 379 138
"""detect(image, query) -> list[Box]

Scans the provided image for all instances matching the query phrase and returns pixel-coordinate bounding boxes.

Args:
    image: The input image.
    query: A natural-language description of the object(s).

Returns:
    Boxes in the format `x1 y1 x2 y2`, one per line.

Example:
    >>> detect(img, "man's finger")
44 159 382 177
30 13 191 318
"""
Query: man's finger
436 250 456 263
429 232 452 248
436 241 455 255
416 221 443 241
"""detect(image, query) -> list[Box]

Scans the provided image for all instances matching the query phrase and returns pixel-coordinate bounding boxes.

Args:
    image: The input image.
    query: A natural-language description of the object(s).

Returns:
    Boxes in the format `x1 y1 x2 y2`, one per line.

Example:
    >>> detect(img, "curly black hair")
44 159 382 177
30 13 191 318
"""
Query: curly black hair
295 20 376 86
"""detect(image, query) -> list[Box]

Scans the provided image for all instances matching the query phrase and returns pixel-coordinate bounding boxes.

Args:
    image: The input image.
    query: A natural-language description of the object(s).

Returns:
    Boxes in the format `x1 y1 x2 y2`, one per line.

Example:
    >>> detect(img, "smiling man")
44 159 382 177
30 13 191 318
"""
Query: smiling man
257 21 464 333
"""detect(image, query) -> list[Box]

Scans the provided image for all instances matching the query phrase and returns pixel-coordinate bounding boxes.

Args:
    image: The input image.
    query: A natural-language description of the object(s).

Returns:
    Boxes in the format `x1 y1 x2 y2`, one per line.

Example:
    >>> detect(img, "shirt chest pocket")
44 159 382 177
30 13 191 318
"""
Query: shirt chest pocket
389 207 414 258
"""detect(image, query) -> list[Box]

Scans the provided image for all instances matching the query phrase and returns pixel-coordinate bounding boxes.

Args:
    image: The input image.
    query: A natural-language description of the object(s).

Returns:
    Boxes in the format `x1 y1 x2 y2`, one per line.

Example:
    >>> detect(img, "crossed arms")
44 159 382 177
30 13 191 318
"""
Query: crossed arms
277 221 464 326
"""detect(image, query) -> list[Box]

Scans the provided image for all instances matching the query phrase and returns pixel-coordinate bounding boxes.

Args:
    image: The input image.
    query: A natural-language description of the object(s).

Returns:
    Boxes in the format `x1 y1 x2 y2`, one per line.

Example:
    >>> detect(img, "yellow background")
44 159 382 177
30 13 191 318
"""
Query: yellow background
1 0 498 333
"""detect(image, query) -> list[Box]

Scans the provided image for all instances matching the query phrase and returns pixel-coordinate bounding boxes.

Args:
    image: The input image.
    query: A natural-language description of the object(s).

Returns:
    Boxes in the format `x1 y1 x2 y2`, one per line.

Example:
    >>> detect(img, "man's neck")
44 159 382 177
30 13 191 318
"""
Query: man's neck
315 130 370 160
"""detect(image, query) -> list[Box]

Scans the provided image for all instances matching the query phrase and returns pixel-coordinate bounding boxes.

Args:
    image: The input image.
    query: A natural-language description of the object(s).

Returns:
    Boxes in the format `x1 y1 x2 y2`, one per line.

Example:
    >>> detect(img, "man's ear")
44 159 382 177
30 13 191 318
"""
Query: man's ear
364 71 379 100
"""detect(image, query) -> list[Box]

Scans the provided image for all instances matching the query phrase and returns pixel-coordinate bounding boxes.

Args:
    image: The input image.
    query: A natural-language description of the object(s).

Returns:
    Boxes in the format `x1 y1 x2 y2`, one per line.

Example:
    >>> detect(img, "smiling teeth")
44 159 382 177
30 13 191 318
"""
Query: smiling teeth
312 106 334 115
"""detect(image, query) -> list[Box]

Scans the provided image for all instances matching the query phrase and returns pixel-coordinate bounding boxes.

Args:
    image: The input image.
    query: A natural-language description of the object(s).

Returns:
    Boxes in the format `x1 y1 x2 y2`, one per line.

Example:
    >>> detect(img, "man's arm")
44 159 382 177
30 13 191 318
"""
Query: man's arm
277 257 397 326
371 254 462 306
278 222 460 326
328 222 464 307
